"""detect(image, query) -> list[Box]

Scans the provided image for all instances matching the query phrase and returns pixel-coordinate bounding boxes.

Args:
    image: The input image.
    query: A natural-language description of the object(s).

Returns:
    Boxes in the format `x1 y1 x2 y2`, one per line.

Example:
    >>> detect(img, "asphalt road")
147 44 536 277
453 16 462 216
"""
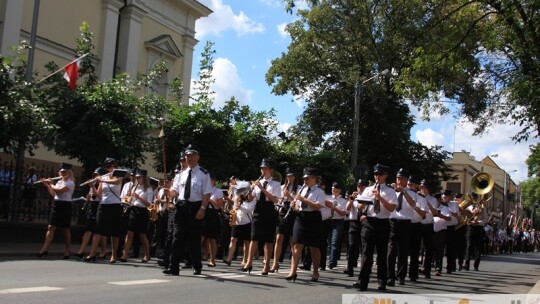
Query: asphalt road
0 252 539 304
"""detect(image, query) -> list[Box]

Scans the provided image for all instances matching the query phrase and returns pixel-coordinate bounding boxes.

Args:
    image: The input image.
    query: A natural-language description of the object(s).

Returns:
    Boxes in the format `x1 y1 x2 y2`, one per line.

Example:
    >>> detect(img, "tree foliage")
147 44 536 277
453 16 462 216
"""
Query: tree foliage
282 0 540 142
39 23 173 175
268 0 453 185
0 44 51 155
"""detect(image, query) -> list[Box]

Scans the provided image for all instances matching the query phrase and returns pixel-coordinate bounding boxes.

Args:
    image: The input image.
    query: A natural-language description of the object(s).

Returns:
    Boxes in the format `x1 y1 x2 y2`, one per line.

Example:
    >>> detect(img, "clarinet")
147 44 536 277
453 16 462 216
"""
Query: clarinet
284 183 305 220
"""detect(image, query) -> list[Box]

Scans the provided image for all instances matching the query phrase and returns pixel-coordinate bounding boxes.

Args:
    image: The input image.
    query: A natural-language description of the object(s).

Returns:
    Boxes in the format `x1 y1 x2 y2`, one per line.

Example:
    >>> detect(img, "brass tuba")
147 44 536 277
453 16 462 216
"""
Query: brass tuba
457 172 494 228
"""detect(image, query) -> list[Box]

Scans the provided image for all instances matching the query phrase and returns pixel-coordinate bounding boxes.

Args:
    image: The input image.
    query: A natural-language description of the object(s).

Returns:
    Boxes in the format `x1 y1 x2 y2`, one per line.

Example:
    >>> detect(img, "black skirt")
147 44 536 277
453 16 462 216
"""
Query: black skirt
292 211 322 247
95 204 123 237
231 222 251 241
84 200 100 232
251 201 277 243
128 206 150 233
276 201 296 236
201 208 221 238
49 200 72 228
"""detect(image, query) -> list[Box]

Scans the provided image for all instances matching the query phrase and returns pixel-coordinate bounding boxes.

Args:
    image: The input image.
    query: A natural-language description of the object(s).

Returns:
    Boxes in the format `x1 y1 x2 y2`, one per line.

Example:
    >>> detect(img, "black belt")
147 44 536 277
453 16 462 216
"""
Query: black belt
390 219 411 223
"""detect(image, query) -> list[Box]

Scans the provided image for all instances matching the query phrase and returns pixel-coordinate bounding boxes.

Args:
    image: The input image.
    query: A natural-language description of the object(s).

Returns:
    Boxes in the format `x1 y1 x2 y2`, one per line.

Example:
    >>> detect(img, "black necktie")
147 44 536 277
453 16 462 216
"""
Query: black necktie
301 187 311 209
183 169 192 200
373 184 381 214
258 181 268 203
397 192 403 212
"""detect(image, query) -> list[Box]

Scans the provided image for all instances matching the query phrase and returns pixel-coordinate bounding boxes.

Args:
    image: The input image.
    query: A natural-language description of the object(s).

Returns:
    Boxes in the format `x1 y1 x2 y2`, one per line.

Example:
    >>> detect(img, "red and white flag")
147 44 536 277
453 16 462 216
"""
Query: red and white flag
63 59 81 91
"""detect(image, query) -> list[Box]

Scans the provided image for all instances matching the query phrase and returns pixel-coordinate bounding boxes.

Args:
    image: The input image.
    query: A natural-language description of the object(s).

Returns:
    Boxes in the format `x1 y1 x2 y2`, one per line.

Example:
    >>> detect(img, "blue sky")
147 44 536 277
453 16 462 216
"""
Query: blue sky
192 0 534 183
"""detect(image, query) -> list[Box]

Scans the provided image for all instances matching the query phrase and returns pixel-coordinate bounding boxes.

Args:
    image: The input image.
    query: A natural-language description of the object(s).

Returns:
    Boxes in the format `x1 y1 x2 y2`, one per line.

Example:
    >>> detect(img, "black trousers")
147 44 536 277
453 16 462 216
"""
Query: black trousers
408 222 422 280
420 223 434 276
433 229 446 273
357 217 390 289
465 225 485 269
170 201 202 272
455 225 467 268
346 220 362 274
161 208 176 268
445 225 456 272
387 219 412 282
151 211 169 256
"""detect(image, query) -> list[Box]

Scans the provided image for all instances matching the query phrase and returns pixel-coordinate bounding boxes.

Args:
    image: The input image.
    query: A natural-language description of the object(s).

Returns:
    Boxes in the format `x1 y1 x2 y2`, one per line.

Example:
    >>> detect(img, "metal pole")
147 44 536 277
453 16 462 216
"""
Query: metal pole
13 0 40 222
351 83 361 170
25 0 40 82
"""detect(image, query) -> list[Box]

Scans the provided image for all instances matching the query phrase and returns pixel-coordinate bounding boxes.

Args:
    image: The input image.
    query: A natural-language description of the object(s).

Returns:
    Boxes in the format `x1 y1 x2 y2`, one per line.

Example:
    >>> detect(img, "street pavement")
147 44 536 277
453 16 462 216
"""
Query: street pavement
1 243 540 304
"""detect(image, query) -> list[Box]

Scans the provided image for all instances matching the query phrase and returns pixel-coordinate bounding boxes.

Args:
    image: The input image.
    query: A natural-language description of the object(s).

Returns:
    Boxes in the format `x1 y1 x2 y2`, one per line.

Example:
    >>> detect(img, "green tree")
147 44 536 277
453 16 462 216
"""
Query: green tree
0 44 50 155
39 23 173 176
268 0 452 183
155 41 279 181
283 0 540 142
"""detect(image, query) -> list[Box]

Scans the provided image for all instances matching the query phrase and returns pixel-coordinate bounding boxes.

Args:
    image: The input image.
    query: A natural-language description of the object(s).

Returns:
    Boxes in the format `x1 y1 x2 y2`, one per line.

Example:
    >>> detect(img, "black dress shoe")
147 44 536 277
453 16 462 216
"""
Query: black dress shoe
387 279 395 287
377 285 387 291
163 269 179 276
352 281 367 291
398 279 405 285
193 269 202 275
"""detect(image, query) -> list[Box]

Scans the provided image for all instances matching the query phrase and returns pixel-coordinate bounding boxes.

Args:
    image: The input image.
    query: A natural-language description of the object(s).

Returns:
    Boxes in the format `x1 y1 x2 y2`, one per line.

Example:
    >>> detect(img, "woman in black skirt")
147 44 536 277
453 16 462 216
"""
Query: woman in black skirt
270 167 298 273
243 159 282 275
223 181 255 266
201 173 223 267
37 163 75 258
84 157 124 263
286 167 325 282
74 167 108 259
119 169 154 262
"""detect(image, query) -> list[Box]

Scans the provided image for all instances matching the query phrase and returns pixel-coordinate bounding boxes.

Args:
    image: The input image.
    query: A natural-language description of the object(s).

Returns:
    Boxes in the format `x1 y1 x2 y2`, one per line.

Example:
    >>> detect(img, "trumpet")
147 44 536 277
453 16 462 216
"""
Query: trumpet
34 176 62 184
79 173 111 187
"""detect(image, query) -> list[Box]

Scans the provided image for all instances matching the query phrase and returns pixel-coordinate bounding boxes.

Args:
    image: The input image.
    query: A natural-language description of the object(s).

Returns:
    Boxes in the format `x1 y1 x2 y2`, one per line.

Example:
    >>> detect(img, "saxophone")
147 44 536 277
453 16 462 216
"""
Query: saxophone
229 196 240 227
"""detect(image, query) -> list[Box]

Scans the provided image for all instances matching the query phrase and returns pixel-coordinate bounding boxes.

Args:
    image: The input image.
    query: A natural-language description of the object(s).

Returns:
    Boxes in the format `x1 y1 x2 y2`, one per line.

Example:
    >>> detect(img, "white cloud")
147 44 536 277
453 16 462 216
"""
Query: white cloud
195 0 265 39
415 128 445 147
259 0 282 8
277 23 288 38
211 57 254 107
413 118 532 183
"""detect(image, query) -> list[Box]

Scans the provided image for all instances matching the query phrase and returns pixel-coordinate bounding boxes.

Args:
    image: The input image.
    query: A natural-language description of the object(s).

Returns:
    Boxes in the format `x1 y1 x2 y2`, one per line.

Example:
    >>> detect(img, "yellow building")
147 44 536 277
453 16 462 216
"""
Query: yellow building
0 0 211 177
442 151 521 226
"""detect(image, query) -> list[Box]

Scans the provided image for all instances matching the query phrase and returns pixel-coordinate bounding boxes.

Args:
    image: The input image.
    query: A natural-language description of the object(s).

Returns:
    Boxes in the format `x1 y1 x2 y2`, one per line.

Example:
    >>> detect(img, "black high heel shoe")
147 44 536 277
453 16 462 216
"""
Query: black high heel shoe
73 253 85 258
36 251 48 258
241 266 253 274
63 254 71 260
222 259 231 266
83 256 96 263
269 266 279 273
98 253 108 259
310 275 319 282
285 273 297 282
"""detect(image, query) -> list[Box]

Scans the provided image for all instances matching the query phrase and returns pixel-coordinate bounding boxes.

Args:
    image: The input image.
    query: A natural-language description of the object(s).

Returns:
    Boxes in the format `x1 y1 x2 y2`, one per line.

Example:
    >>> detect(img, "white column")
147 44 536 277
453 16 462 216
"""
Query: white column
181 34 198 105
98 0 124 80
116 5 146 75
0 0 24 57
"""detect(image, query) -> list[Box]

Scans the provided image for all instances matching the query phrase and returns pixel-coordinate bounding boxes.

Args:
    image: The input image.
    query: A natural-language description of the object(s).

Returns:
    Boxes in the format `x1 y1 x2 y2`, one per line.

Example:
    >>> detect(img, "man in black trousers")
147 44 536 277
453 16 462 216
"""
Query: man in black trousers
353 164 397 292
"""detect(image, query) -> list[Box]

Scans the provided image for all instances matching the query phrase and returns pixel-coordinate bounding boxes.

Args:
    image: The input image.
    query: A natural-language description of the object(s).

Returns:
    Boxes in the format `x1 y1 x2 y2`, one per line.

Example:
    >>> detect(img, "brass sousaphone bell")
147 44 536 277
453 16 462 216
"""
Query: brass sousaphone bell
457 172 494 228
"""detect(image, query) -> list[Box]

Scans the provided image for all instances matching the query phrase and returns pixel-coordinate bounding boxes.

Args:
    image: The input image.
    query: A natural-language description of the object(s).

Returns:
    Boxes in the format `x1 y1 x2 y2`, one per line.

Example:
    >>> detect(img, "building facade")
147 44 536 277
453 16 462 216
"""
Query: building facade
0 0 211 177
442 151 521 227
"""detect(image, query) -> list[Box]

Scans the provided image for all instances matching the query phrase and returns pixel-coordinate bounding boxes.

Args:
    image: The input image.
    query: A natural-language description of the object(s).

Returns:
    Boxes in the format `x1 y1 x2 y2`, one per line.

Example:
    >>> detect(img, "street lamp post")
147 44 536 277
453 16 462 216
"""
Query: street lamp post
351 69 389 170
503 169 517 218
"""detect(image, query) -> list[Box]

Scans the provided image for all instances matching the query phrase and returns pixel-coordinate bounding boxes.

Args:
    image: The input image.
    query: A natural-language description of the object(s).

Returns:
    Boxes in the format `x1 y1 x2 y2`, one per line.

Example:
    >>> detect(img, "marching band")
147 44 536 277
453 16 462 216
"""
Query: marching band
30 151 539 291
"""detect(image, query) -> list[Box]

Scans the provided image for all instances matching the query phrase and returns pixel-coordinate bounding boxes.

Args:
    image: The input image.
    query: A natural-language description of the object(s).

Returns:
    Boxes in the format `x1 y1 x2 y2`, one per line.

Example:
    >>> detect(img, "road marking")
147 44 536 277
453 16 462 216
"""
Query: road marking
0 286 64 294
108 279 170 286
210 274 246 279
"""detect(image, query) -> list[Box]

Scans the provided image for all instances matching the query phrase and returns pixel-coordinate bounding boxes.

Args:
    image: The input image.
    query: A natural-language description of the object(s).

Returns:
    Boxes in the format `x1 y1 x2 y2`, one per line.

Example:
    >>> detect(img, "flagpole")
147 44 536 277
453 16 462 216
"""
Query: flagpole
36 53 89 84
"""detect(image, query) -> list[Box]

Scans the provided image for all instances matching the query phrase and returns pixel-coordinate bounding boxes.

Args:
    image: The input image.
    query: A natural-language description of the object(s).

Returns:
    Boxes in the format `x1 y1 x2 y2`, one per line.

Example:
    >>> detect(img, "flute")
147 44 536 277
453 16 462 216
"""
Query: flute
33 177 62 184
